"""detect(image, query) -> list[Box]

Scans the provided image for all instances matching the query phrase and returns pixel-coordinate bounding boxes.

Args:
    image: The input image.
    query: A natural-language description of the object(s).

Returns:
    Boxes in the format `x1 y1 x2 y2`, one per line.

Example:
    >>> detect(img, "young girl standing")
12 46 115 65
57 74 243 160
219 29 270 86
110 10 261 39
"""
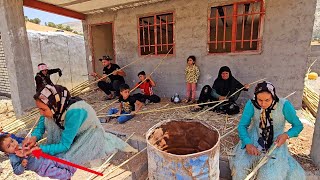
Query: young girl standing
184 56 200 103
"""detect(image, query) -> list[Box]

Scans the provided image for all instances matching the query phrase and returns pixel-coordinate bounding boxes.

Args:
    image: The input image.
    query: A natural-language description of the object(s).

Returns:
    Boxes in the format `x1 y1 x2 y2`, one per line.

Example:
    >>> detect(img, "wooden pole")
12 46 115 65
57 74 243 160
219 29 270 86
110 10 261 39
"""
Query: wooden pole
98 100 227 117
88 133 135 180
97 48 172 113
244 145 277 180
190 78 266 119
96 148 147 180
71 53 153 96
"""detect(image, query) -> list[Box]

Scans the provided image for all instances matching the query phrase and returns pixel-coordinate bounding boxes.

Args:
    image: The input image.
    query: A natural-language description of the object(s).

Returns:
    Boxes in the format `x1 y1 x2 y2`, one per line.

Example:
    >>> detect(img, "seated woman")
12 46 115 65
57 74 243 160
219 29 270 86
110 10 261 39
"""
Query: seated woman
23 85 137 166
229 81 305 180
192 66 249 114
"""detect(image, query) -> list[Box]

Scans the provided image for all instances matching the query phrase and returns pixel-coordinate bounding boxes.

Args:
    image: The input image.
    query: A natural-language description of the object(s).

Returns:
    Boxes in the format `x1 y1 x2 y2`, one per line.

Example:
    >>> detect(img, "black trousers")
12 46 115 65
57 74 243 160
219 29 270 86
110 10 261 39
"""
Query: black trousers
98 80 124 96
197 85 215 108
197 85 240 114
133 93 161 103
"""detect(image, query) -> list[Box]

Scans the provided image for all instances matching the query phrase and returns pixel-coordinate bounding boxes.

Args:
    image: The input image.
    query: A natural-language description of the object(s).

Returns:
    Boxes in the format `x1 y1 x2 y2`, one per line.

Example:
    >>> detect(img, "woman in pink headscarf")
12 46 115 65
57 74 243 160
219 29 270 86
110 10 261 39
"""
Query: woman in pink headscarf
35 63 62 92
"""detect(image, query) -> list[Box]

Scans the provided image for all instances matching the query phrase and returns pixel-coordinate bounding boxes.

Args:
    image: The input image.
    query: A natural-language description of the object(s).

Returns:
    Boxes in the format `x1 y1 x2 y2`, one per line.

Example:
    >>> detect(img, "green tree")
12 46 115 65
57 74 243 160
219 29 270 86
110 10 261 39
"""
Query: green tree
47 22 56 28
24 16 28 21
33 18 41 24
56 24 64 29
63 25 73 32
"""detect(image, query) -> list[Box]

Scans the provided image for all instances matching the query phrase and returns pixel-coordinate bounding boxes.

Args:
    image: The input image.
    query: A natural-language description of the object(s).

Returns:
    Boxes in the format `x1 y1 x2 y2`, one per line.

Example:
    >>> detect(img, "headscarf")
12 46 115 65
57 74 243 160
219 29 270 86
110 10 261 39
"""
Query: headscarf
251 81 279 151
198 85 212 102
212 66 244 97
34 85 82 130
38 64 48 71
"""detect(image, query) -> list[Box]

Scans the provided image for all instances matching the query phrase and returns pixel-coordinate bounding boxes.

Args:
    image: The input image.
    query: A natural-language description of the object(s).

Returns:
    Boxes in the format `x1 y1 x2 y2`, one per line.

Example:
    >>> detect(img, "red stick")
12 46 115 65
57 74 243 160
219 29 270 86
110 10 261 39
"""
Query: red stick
32 149 103 176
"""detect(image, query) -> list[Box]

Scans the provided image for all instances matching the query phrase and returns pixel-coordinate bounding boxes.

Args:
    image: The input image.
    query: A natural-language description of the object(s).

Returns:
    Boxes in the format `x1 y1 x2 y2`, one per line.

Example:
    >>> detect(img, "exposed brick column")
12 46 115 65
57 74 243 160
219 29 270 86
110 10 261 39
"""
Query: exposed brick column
0 35 11 96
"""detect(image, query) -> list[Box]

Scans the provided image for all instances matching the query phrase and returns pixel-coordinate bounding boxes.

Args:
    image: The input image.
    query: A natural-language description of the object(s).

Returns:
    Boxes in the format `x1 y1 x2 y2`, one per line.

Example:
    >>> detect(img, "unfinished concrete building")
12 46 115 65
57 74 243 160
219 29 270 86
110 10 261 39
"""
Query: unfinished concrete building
0 0 320 176
0 0 316 113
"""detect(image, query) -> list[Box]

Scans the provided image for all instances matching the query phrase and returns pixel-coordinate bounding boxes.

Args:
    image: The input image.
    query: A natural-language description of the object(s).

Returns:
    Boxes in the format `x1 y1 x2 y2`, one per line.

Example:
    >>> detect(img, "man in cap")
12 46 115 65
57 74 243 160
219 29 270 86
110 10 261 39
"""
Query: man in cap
91 55 126 99
35 63 62 92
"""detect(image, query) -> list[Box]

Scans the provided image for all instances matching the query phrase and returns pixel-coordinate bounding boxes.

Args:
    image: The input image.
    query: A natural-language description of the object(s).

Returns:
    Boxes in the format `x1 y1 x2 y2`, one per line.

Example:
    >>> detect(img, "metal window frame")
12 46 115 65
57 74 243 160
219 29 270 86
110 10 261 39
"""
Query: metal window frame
207 0 265 55
137 11 175 56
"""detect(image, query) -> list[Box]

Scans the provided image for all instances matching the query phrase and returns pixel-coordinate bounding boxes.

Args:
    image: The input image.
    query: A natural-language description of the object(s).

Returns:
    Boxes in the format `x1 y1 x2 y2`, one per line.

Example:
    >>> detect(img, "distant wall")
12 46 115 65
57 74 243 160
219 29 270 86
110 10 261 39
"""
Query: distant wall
0 34 11 97
312 0 320 39
308 45 320 73
0 31 88 96
28 31 88 90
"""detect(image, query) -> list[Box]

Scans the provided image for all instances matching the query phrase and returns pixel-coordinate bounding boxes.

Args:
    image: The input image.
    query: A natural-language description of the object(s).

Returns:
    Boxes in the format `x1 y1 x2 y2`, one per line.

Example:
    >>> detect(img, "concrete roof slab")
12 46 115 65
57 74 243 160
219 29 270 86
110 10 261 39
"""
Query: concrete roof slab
36 0 169 14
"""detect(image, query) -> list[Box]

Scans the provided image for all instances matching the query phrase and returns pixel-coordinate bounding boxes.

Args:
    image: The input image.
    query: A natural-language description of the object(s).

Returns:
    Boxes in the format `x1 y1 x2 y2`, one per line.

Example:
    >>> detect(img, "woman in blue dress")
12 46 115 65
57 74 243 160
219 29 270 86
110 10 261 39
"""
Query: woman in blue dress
23 84 137 166
229 81 305 180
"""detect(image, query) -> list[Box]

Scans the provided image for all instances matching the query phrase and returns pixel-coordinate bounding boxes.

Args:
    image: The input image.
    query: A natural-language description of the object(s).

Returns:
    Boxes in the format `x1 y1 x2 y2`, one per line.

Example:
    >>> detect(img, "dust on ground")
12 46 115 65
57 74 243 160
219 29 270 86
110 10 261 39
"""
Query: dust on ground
0 87 319 179
81 89 319 173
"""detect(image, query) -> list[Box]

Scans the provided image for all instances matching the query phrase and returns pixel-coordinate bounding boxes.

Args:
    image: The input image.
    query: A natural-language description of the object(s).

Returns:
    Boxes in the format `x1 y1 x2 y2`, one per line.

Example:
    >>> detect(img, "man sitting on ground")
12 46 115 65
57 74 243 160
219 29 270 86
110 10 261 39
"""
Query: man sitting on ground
91 55 126 100
133 71 160 104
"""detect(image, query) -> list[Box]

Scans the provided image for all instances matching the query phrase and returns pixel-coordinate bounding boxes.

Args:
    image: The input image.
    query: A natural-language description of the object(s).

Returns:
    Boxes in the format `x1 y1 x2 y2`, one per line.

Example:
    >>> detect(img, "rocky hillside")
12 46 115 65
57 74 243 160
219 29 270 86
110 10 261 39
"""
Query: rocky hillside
62 21 83 34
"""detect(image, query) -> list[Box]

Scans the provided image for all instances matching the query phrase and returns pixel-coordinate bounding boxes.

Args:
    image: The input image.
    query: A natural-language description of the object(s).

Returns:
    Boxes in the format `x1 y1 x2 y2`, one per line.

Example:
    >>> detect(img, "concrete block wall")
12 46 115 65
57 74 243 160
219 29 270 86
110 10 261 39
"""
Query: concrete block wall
0 34 11 96
312 0 320 39
308 45 320 73
27 31 88 90
85 0 316 108
0 31 88 96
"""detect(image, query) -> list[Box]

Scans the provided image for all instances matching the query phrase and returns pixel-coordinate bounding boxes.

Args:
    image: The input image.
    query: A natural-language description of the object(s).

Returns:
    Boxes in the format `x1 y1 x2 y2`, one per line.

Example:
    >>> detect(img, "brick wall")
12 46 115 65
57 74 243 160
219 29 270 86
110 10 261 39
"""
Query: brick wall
0 34 11 96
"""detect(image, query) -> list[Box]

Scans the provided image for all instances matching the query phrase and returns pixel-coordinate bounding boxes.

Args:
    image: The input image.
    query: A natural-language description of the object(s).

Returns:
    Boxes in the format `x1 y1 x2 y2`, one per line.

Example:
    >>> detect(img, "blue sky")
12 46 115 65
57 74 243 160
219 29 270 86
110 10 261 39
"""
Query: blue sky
23 7 80 25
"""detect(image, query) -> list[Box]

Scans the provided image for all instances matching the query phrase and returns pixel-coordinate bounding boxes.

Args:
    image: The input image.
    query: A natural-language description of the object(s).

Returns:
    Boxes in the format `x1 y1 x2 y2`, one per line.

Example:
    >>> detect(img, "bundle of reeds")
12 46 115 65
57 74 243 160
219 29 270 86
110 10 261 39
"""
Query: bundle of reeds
87 133 135 180
11 54 156 135
302 84 318 118
2 108 39 134
302 59 318 122
244 145 277 180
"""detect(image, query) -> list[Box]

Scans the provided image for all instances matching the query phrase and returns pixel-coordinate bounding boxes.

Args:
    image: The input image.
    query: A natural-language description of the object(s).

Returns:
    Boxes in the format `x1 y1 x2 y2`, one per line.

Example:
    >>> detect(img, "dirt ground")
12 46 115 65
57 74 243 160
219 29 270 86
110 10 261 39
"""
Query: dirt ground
84 90 319 171
0 87 319 179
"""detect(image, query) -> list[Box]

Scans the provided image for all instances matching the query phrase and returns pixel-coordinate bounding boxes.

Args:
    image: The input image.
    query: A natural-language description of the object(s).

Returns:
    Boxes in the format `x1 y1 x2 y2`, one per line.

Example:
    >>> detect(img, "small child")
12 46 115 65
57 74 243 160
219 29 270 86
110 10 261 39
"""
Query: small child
133 71 161 104
0 134 76 180
105 84 143 124
184 55 200 103
0 125 24 144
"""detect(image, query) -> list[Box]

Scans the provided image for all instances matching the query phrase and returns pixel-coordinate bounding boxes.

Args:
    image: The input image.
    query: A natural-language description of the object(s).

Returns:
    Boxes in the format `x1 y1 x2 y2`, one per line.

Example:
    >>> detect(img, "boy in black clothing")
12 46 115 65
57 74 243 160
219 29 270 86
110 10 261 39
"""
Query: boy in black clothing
104 84 143 124
91 55 126 99
35 63 62 92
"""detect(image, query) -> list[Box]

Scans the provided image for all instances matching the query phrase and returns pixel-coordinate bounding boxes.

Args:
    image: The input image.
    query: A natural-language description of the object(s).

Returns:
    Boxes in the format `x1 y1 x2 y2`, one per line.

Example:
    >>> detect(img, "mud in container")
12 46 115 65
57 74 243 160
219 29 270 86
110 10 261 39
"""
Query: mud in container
146 119 220 180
